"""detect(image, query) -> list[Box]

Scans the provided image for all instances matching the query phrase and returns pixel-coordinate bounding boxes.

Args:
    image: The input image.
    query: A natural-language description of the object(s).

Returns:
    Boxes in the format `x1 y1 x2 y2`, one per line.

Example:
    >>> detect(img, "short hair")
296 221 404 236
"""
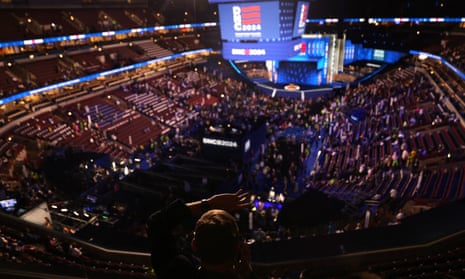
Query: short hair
193 209 240 265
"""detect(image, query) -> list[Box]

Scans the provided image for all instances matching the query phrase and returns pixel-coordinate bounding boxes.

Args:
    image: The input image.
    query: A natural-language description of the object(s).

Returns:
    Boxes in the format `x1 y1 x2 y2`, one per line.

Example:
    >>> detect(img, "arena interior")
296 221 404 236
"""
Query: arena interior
2 0 465 278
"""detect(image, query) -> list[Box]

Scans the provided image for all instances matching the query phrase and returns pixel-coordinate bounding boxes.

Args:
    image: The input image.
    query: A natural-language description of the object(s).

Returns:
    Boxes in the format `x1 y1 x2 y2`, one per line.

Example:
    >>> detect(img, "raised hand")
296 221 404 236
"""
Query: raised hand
207 189 250 212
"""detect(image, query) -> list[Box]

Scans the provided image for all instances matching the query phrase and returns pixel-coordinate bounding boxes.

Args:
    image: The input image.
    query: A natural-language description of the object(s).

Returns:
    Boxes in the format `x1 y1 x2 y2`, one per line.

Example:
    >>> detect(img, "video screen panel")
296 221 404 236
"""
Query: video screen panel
218 1 288 42
0 198 17 212
218 1 279 41
373 49 385 61
222 40 303 61
293 1 309 37
276 61 320 85
305 37 330 58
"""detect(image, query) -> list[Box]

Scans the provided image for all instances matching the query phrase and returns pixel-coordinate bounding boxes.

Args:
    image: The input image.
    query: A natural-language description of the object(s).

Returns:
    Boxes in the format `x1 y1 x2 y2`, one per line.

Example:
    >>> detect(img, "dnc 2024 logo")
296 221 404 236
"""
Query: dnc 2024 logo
232 5 262 32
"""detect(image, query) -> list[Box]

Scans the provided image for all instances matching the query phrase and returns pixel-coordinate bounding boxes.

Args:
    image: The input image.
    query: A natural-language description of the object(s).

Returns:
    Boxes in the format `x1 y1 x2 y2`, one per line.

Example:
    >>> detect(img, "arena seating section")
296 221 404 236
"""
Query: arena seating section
3 4 465 279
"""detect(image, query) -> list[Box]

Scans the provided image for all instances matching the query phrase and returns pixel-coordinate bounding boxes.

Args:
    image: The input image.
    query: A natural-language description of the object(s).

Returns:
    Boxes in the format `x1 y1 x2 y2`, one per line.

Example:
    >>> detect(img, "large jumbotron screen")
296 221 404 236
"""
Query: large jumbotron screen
214 0 309 61
218 0 294 42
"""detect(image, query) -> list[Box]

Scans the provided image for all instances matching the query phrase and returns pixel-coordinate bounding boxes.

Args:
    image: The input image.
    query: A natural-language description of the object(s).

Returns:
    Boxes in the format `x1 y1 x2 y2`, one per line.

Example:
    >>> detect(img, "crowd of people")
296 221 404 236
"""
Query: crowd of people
1 53 462 229
1 32 465 279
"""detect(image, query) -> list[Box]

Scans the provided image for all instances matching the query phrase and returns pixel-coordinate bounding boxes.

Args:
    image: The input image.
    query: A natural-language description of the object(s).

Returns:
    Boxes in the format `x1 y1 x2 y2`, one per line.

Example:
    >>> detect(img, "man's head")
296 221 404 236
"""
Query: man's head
192 209 240 265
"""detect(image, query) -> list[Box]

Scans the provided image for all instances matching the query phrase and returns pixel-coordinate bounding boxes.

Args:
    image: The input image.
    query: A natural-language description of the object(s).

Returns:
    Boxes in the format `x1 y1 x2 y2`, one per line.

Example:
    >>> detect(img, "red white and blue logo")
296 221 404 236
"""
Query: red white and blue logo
233 5 262 35
298 3 309 28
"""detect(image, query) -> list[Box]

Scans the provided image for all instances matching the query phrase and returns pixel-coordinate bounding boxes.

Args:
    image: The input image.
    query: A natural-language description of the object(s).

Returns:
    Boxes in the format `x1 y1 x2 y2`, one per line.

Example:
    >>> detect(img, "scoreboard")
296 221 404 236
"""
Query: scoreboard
210 0 310 61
